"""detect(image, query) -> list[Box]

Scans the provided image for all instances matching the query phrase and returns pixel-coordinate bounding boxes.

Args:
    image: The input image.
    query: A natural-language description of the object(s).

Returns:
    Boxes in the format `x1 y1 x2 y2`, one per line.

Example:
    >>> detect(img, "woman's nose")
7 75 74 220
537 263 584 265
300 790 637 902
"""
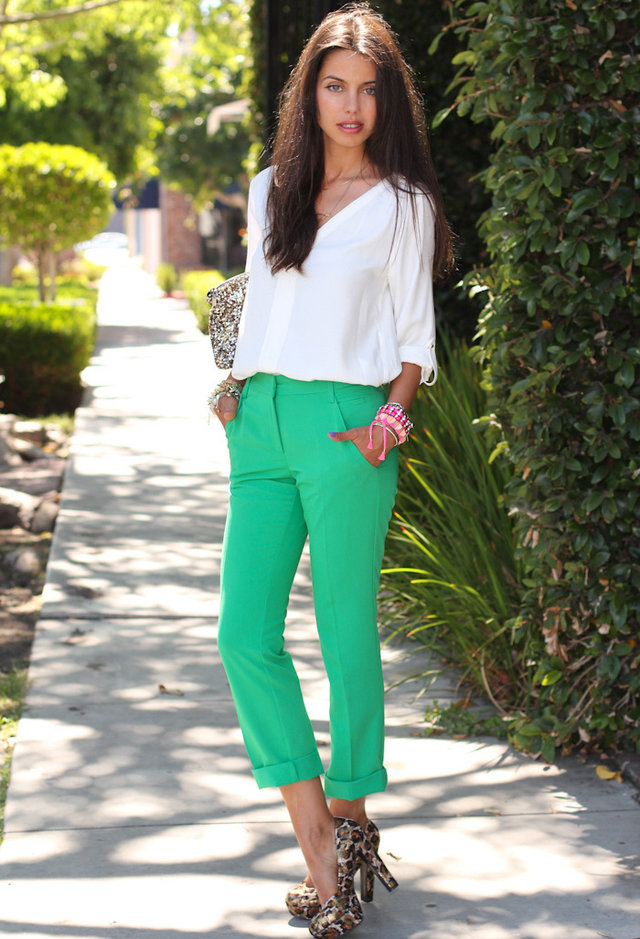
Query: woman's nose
344 91 359 114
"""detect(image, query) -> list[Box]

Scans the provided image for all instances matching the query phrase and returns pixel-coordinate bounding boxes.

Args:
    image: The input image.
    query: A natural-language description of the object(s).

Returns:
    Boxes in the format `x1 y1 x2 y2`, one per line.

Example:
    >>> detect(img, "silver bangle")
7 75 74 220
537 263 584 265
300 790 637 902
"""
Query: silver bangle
371 420 400 446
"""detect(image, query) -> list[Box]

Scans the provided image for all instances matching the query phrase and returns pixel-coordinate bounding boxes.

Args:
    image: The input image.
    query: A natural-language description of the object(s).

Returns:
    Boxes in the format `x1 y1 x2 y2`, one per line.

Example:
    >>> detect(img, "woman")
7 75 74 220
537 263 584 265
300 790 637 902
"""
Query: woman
212 3 452 935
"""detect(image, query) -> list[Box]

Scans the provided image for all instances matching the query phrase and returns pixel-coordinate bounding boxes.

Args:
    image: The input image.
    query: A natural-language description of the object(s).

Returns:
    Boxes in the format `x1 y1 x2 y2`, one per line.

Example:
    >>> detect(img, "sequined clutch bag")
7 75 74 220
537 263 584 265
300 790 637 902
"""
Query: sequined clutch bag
207 272 249 369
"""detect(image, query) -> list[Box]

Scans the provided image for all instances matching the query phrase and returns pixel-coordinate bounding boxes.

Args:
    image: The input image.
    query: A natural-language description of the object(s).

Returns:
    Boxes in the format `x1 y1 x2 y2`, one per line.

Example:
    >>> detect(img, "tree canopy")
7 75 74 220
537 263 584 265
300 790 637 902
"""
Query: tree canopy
0 142 115 300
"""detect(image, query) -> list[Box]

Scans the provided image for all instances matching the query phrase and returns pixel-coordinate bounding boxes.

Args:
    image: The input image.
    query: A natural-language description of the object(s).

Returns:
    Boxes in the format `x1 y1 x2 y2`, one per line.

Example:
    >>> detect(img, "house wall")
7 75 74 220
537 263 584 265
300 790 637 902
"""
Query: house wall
160 187 203 272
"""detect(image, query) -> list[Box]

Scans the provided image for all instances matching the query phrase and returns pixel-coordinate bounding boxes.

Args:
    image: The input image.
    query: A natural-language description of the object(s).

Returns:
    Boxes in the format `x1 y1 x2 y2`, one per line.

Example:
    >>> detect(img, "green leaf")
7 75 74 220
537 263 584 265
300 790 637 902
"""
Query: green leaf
432 105 455 129
526 123 541 149
541 669 562 686
566 188 600 221
540 736 556 763
616 361 635 388
576 242 590 265
584 491 605 512
605 148 620 170
601 497 617 522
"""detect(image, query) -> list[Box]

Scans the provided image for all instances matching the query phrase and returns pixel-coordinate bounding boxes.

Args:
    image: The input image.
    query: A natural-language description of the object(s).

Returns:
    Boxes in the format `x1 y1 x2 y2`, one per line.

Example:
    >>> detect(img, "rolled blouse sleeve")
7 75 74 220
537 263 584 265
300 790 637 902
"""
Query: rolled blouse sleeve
387 190 438 385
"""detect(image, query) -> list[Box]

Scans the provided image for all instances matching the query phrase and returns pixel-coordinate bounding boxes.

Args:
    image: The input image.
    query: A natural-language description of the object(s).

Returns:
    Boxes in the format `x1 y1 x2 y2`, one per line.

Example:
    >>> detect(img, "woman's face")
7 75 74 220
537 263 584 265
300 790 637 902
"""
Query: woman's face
315 49 377 155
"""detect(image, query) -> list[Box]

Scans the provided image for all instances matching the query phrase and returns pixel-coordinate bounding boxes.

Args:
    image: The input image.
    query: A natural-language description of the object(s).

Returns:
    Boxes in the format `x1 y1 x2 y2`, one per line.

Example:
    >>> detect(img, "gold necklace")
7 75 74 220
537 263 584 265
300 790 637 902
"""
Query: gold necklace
317 163 369 221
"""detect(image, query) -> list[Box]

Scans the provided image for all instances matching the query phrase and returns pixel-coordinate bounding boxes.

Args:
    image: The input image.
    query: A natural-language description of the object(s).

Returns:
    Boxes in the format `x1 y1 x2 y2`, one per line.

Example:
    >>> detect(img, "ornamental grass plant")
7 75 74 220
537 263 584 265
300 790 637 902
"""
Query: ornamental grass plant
381 339 525 709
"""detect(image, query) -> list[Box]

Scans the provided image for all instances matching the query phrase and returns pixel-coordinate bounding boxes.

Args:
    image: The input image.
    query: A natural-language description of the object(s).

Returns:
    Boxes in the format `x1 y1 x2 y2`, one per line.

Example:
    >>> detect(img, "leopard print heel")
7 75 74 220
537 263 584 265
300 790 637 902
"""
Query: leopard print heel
285 880 322 920
359 820 380 902
285 820 381 919
308 817 365 938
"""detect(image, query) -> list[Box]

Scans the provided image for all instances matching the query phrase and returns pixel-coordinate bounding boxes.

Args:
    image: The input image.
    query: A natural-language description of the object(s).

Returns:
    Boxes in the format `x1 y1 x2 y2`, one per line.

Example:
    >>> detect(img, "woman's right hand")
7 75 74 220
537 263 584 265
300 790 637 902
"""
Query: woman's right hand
216 394 239 428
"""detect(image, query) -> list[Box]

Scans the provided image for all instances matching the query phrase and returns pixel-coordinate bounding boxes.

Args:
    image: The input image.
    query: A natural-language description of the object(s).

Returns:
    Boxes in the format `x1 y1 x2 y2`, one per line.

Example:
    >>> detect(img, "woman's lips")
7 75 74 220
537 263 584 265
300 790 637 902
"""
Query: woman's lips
338 122 364 133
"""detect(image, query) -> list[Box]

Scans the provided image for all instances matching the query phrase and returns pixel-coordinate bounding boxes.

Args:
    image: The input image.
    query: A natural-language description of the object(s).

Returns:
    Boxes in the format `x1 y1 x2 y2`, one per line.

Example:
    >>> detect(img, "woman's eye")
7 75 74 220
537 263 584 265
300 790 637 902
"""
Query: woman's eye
326 83 342 92
363 86 376 96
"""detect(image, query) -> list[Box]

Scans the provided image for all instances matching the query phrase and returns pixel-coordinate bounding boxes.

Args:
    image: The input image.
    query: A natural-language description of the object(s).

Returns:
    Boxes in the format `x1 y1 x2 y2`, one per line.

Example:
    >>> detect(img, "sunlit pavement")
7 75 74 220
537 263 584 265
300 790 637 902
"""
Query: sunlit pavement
1 259 639 939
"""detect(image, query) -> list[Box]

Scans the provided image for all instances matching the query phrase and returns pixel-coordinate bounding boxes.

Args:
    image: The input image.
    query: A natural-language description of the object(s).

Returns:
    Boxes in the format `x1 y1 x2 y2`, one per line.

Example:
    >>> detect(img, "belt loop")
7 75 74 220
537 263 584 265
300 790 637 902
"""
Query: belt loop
327 381 336 403
270 374 277 399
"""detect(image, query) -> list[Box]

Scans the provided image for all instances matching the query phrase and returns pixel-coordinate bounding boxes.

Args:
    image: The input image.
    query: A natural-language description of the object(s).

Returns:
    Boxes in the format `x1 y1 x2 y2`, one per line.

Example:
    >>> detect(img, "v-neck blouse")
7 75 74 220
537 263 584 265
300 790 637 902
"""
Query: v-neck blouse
232 167 438 387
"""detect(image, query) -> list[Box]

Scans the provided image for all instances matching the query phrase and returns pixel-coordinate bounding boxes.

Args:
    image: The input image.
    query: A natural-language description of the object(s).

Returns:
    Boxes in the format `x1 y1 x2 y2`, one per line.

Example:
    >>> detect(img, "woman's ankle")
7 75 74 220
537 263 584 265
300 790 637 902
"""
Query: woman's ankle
328 798 368 828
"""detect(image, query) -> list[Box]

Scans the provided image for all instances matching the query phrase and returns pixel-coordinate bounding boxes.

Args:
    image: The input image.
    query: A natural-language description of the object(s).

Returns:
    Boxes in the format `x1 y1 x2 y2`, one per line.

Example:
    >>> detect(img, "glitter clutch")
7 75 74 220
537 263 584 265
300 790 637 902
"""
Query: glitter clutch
207 272 249 369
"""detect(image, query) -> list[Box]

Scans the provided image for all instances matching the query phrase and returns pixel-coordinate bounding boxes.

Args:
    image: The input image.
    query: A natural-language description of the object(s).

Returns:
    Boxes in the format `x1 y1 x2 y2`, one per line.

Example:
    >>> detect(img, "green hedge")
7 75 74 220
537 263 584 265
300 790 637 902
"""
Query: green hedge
182 269 226 334
0 299 96 415
446 0 640 756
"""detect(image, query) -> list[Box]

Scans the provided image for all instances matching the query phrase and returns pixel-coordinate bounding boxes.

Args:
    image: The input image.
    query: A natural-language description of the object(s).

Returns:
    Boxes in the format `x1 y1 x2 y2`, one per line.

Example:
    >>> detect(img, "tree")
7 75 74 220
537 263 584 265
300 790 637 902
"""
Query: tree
0 1 204 119
154 0 253 207
0 143 115 301
0 30 164 180
446 0 640 756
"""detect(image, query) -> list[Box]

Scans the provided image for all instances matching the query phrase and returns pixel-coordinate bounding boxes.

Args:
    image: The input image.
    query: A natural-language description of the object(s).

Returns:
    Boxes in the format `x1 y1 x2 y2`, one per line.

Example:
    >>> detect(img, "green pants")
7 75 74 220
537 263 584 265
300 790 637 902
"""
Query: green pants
217 373 398 800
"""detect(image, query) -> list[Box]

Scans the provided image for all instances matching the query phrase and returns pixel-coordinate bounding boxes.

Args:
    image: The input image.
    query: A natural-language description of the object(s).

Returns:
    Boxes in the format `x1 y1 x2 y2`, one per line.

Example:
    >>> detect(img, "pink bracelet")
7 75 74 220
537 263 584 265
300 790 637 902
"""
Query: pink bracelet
368 417 405 460
377 402 413 437
367 402 413 461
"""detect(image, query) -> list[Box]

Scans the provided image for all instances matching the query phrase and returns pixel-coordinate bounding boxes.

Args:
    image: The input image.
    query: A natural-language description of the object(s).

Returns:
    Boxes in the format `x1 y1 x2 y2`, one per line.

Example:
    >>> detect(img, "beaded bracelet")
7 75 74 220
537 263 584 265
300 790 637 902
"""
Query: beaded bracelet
379 402 413 436
368 401 412 461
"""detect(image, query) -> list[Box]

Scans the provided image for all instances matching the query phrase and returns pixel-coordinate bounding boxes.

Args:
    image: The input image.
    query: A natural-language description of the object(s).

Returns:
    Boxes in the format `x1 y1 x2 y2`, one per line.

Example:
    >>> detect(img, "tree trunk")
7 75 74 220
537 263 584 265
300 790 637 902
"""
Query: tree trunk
0 247 19 286
37 251 46 302
48 252 57 301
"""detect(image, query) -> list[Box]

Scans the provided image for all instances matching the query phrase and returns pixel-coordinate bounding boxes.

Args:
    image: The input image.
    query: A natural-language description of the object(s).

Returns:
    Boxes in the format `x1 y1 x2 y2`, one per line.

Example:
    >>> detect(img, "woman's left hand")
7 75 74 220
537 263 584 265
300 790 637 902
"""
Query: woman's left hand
328 424 395 467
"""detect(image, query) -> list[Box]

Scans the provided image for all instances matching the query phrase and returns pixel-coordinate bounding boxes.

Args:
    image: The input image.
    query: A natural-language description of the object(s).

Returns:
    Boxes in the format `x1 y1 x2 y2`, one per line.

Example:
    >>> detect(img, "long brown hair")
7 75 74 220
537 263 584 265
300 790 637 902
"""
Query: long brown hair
264 2 453 277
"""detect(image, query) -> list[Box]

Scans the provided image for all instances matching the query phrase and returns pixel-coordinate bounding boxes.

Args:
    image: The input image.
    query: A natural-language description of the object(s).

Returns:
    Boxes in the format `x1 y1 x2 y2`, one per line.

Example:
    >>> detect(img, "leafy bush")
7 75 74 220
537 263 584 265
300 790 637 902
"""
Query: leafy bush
381 340 523 706
156 263 177 296
0 143 115 302
12 259 106 288
0 299 96 415
444 0 640 755
182 269 226 333
0 281 96 305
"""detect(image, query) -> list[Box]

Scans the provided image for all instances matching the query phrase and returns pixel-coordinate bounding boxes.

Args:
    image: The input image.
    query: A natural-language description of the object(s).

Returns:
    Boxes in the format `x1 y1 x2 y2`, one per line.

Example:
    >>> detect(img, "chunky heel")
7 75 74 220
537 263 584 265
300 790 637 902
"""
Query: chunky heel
356 842 398 894
359 820 379 903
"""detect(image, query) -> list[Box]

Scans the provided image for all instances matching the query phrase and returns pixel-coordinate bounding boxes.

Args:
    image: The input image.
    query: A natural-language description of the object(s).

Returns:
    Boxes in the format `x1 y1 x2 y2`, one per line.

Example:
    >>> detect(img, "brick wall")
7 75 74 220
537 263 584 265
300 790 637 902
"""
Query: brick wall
160 186 203 271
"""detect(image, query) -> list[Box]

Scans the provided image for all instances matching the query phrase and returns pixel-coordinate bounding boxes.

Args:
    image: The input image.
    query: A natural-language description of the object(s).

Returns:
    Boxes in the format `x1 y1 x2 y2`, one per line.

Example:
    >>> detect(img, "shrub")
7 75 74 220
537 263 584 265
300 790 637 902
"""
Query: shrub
381 340 523 706
0 299 96 415
0 143 115 303
445 0 640 755
182 269 226 333
156 263 177 297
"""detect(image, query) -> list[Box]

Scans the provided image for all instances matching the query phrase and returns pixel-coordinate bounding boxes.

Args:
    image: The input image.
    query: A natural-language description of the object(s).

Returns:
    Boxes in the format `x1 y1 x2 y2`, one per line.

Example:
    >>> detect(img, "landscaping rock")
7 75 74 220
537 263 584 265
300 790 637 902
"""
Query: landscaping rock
4 546 42 585
11 438 48 461
12 420 48 445
0 427 22 469
0 457 66 495
31 498 59 534
0 486 39 529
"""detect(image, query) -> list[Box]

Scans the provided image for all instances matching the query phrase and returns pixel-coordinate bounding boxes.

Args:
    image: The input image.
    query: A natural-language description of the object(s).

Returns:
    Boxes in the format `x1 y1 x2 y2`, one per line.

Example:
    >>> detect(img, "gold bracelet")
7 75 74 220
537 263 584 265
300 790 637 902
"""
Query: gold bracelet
207 378 242 412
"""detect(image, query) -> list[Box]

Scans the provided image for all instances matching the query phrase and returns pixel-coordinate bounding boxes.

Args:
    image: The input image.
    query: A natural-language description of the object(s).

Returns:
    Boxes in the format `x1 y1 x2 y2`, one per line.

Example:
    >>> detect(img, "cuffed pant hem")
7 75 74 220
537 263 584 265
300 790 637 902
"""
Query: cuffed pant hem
324 767 388 800
253 752 325 789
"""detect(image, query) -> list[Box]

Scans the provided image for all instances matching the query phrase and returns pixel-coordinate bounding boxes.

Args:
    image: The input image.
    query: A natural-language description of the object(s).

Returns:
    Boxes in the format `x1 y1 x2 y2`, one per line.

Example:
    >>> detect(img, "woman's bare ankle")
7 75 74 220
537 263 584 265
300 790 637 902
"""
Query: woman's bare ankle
328 798 368 829
303 819 337 904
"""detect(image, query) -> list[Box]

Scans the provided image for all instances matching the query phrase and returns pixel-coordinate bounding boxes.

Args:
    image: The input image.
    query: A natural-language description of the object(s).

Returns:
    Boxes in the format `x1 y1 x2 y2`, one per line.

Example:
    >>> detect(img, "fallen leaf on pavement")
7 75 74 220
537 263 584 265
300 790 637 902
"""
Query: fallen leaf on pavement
596 764 622 782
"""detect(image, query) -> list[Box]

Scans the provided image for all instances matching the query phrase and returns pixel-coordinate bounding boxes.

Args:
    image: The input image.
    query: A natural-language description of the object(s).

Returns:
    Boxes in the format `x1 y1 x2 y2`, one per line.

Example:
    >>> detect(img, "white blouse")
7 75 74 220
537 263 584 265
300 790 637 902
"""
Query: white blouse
232 167 438 387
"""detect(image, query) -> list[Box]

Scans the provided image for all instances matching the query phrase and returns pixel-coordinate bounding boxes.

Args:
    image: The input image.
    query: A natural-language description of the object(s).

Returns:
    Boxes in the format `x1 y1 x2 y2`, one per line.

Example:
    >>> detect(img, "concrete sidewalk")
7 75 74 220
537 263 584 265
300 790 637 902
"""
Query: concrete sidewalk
1 260 639 939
